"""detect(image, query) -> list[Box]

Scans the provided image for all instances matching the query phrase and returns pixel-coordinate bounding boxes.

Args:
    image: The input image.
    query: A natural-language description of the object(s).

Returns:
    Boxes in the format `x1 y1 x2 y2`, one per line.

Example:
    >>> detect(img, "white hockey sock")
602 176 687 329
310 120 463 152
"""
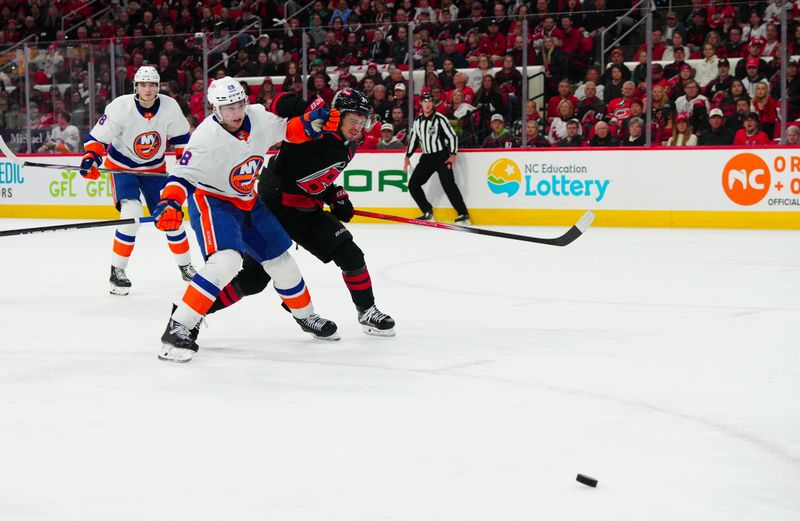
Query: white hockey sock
111 199 143 269
165 223 192 266
173 249 242 328
262 251 313 319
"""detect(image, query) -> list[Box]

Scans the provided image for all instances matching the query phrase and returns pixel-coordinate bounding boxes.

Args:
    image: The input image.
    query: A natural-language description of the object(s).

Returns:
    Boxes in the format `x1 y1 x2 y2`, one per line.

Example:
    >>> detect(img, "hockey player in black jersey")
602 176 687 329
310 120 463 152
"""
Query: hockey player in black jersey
207 88 396 336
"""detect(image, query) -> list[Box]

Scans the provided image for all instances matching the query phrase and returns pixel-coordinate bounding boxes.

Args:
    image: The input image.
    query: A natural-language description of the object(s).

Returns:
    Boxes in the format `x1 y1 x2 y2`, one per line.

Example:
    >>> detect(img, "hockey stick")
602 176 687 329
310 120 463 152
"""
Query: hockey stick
353 210 596 247
0 135 167 177
0 217 155 238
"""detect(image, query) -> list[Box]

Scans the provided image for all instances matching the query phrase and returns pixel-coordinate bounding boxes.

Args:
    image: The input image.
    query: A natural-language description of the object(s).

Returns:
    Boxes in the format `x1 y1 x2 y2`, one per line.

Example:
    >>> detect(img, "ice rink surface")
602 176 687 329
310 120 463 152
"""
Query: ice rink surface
0 218 798 521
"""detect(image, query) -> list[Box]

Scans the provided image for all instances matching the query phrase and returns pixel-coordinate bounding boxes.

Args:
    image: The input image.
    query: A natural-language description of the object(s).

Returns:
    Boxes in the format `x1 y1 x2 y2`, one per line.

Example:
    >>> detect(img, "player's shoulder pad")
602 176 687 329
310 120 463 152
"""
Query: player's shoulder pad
158 94 182 111
269 92 323 118
104 95 131 115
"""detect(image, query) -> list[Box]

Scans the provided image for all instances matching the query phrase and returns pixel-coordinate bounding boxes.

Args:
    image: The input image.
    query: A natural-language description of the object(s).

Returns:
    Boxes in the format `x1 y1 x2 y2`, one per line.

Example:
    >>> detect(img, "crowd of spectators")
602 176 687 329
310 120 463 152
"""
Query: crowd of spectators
0 0 799 151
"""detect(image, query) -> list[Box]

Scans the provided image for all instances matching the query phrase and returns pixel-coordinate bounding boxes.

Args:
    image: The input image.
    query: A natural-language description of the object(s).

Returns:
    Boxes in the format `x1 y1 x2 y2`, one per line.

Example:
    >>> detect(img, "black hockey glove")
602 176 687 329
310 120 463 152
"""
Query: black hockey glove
327 186 354 222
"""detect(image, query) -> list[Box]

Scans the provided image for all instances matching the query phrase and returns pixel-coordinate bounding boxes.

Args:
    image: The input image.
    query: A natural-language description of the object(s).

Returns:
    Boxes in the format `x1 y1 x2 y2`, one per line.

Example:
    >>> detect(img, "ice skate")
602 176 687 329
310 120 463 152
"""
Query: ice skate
415 211 434 221
109 266 132 295
294 313 340 341
455 214 472 226
159 317 199 363
178 263 197 282
357 304 396 336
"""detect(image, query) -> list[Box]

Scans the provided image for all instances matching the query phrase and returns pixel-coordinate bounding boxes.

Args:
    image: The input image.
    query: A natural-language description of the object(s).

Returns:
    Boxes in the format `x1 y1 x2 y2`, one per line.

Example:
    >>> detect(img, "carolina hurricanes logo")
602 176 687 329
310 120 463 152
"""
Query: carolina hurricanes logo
296 161 347 195
229 155 264 195
133 131 161 159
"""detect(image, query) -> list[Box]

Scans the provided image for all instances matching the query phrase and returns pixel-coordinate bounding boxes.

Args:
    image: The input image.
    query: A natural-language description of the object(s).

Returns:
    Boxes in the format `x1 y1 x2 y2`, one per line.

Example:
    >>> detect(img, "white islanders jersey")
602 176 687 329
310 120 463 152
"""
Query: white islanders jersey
84 94 190 172
166 104 288 210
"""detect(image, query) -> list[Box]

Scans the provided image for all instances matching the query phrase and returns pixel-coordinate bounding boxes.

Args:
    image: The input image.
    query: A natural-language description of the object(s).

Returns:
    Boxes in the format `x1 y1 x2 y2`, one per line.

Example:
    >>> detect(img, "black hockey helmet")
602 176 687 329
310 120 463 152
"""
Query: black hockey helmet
332 87 372 117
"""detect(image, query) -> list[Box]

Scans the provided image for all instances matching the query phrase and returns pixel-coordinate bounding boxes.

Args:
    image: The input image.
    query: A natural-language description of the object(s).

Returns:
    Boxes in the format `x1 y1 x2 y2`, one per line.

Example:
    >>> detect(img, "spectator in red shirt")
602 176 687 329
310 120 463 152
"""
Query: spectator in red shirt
450 72 475 106
750 82 779 138
719 79 751 118
607 81 637 123
310 74 336 106
547 80 580 123
559 15 585 81
637 29 667 61
479 19 508 63
733 112 770 145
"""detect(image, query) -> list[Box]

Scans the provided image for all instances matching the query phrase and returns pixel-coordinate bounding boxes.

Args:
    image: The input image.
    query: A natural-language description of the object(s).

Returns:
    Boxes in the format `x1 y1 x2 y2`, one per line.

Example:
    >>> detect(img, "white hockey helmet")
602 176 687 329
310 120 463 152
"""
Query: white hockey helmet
207 76 248 120
133 66 160 86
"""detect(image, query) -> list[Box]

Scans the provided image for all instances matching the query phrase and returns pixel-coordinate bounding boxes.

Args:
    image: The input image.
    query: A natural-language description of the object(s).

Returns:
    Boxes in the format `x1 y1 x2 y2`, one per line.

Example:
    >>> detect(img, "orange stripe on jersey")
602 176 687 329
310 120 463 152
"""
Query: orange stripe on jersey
194 188 257 212
194 193 217 256
281 288 312 310
84 142 106 155
113 239 135 257
168 240 190 255
110 173 118 206
182 285 215 315
175 147 185 161
103 157 167 174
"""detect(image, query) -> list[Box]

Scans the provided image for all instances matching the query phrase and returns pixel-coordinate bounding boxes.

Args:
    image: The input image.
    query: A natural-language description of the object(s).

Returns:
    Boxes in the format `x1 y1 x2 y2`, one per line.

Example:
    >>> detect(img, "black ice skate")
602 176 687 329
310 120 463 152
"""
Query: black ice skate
178 263 197 282
415 211 434 221
171 304 203 341
294 313 340 341
109 266 132 296
357 305 396 337
159 317 199 363
455 214 472 226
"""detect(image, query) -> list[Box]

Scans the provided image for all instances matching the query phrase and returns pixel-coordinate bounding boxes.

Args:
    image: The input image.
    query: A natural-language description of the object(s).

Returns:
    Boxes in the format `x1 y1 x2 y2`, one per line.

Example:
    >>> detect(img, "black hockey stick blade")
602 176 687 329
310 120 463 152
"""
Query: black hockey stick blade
353 210 595 247
0 217 156 238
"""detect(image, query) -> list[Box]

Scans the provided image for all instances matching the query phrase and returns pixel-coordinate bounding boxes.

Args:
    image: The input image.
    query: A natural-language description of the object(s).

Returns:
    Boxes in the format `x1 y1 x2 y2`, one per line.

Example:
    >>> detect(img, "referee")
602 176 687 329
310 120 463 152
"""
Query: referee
403 91 471 224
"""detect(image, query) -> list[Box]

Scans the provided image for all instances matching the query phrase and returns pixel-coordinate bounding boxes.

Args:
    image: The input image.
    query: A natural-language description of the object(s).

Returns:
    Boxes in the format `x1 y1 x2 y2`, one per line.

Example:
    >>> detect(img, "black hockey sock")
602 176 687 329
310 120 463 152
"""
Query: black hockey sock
341 266 375 310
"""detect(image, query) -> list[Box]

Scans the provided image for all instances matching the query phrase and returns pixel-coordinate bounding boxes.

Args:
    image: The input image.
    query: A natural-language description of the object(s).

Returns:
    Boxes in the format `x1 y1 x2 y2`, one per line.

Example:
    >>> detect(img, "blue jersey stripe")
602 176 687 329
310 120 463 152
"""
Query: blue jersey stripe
274 278 305 297
109 145 164 168
166 175 194 193
168 133 191 145
86 133 108 146
192 273 221 297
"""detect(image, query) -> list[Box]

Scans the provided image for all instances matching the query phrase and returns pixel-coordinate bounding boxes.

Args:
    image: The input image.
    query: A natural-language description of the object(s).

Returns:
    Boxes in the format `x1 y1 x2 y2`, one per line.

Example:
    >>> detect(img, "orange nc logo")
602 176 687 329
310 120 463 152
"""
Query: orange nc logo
229 156 263 195
722 153 771 206
133 132 162 160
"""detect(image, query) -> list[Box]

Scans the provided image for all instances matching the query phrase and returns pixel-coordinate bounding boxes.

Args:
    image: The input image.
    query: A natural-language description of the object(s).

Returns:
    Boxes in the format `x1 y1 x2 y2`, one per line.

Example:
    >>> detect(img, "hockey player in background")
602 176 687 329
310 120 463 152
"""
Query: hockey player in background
205 88 396 337
80 66 196 295
152 76 342 363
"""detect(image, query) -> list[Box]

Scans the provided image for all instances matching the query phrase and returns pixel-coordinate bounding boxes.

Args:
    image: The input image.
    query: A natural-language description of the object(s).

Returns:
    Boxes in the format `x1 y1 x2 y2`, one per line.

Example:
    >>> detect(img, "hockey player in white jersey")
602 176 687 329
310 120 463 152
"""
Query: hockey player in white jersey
152 76 341 363
80 66 196 295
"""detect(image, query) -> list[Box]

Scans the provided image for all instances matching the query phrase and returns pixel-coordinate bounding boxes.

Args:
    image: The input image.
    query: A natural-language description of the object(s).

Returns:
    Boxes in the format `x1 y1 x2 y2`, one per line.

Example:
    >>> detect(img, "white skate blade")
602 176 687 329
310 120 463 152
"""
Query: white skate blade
158 344 195 363
308 330 341 341
109 283 130 296
361 324 396 337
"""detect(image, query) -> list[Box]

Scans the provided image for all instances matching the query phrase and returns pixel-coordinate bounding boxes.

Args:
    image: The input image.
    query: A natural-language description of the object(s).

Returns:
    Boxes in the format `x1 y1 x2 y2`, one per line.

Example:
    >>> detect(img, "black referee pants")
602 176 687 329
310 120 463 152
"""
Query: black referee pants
408 151 468 215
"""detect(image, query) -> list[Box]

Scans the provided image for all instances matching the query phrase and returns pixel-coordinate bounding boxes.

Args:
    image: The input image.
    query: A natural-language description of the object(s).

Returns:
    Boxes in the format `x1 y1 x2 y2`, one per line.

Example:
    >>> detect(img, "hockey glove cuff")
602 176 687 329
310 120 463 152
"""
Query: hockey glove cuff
327 186 354 222
80 152 102 180
152 199 184 231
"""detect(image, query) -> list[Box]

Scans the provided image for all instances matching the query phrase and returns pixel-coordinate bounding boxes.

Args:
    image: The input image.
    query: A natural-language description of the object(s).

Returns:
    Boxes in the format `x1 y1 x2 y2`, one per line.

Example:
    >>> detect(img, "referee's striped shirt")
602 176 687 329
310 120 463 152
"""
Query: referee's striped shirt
405 111 459 157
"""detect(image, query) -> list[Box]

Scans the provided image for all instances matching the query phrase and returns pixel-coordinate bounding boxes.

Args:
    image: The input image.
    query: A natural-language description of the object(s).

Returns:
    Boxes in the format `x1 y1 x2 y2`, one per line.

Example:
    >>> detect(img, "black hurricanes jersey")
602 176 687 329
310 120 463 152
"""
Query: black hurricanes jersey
259 92 358 206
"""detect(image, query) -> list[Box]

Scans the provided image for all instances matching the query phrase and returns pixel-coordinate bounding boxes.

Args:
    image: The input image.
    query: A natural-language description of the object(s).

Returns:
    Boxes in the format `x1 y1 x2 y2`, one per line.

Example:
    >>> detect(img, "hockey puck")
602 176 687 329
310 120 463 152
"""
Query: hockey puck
576 474 598 487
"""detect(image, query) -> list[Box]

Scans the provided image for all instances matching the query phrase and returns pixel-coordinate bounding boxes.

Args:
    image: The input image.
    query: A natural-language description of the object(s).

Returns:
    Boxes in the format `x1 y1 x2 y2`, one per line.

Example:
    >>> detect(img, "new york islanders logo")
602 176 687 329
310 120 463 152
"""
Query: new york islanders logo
229 156 264 195
133 132 161 160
